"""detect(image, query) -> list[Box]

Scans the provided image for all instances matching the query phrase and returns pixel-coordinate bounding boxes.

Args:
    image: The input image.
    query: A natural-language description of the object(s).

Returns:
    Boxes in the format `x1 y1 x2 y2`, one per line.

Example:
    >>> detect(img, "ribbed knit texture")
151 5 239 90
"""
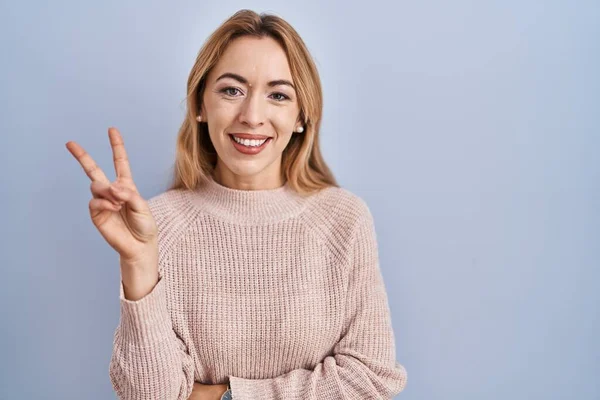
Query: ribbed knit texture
109 175 408 399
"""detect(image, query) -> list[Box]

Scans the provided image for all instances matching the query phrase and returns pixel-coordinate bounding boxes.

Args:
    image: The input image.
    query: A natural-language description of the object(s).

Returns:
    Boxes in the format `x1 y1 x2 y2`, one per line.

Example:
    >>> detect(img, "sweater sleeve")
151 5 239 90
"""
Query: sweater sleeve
108 272 196 400
227 205 408 399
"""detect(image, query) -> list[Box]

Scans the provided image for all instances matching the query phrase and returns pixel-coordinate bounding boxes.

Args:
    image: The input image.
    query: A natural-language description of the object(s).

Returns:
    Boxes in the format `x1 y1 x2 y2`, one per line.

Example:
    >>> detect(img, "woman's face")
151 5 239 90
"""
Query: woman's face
201 35 302 189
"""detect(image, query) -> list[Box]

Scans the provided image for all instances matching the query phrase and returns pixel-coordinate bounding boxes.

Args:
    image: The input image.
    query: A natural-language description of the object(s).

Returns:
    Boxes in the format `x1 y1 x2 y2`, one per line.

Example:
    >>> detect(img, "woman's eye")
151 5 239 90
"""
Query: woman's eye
220 87 289 101
221 87 242 97
271 92 290 101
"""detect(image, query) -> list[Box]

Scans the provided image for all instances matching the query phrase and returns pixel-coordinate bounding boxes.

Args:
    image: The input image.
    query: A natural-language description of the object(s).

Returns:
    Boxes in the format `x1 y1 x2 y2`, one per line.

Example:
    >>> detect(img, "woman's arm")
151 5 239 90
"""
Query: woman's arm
109 272 196 399
225 203 408 399
187 382 228 400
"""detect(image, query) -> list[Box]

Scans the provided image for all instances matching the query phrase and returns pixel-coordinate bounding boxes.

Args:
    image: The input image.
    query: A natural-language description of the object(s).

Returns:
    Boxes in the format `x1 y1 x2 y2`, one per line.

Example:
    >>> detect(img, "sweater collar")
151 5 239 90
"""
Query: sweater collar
189 175 307 225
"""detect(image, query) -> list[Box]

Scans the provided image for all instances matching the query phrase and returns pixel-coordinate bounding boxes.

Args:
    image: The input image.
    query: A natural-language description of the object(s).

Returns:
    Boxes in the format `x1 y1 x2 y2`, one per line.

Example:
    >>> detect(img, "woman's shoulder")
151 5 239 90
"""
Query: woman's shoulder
145 189 200 252
306 184 372 224
301 185 374 253
146 188 192 222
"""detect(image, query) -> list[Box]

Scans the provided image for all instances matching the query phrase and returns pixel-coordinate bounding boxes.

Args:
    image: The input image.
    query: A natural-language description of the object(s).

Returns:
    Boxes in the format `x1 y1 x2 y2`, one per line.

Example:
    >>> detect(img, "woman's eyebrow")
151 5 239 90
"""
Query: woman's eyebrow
216 72 295 91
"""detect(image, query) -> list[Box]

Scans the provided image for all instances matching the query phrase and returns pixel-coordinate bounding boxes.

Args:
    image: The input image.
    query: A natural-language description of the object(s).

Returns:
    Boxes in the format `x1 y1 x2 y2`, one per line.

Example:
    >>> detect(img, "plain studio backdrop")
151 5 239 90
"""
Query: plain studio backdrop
1 1 598 399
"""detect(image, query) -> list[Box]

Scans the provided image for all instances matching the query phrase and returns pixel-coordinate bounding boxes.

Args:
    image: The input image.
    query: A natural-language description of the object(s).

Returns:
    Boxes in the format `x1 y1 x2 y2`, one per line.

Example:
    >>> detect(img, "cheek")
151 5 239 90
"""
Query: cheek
206 108 238 141
272 129 294 150
271 111 297 136
212 102 238 123
204 95 238 124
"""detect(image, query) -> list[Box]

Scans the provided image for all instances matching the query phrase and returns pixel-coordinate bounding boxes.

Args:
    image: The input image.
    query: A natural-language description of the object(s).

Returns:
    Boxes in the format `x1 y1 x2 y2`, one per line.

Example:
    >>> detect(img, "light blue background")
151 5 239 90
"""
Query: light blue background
1 1 598 399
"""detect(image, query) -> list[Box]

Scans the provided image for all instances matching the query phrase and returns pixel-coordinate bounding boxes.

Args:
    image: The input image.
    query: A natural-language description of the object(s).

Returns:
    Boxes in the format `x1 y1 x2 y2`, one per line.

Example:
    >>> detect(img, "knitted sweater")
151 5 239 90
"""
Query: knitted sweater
108 175 408 399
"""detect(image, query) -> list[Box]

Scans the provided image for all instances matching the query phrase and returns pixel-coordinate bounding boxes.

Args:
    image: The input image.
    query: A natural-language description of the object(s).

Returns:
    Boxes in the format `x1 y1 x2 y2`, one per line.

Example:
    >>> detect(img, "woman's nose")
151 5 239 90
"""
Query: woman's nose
238 93 266 128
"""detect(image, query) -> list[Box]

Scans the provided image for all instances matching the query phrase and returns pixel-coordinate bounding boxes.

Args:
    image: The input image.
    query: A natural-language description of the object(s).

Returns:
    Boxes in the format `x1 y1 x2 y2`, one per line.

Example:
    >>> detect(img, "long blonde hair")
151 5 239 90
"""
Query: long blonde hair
167 9 338 196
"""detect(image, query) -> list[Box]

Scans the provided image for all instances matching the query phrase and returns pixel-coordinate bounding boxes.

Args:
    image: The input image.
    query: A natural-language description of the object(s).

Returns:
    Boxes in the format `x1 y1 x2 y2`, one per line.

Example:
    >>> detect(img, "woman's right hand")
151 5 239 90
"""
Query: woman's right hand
66 127 158 265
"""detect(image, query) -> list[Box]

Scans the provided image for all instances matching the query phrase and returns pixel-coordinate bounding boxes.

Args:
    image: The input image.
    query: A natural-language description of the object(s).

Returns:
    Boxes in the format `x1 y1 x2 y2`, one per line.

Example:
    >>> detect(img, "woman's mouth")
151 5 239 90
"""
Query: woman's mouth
229 134 272 155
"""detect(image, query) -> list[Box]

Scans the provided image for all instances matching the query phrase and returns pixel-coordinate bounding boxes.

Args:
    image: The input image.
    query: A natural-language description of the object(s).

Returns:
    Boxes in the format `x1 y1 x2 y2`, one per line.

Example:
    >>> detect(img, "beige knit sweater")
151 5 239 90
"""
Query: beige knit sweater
108 175 407 399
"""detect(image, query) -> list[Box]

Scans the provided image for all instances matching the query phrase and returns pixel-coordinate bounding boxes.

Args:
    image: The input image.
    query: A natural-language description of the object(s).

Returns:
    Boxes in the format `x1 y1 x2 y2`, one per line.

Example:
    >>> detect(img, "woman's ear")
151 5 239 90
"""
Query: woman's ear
196 104 207 123
294 114 305 133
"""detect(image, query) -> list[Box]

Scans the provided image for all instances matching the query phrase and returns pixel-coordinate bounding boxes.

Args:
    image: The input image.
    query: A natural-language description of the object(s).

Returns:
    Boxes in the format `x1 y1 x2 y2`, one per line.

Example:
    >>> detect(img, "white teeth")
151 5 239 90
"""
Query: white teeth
233 136 267 147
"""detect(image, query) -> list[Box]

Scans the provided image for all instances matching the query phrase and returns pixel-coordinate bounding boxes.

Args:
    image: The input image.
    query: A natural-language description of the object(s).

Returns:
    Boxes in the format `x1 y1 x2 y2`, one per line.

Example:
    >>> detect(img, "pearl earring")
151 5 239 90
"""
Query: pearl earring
296 126 304 133
196 115 202 122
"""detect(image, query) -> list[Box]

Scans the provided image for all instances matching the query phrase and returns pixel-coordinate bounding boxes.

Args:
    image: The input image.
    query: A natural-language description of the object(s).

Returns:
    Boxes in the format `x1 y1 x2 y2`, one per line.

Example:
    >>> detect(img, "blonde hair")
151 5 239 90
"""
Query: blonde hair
167 9 338 196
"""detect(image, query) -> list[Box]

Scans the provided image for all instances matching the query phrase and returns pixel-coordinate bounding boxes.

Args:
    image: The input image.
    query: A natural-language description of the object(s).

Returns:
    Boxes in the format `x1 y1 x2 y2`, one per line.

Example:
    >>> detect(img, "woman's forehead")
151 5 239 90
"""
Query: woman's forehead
209 37 293 84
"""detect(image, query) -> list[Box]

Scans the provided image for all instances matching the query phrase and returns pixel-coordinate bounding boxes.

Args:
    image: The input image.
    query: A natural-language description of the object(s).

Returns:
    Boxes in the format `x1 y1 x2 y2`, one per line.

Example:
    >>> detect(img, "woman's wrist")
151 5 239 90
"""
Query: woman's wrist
219 382 231 400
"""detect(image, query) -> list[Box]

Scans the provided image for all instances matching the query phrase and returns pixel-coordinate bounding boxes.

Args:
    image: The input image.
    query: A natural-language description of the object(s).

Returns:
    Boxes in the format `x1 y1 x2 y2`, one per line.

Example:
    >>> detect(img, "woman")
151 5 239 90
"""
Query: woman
66 9 407 400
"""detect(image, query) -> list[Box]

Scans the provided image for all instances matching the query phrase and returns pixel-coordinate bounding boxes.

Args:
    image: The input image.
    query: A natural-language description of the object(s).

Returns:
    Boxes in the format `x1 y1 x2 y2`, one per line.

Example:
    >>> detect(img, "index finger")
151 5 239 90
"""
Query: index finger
65 141 111 184
108 127 133 180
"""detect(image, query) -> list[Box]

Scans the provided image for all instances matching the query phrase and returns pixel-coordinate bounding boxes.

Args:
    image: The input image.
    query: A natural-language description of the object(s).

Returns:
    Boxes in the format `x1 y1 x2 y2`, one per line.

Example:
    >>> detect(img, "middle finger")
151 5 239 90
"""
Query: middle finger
108 127 133 180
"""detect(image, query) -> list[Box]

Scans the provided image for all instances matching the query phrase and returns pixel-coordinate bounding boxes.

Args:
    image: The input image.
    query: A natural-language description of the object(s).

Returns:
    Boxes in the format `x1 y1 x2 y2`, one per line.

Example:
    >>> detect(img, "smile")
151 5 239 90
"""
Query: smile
229 134 272 155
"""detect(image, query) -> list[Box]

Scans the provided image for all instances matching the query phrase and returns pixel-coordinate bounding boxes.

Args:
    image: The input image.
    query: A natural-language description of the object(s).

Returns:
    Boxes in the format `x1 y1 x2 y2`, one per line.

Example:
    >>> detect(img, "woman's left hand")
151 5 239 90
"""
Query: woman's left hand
188 382 228 400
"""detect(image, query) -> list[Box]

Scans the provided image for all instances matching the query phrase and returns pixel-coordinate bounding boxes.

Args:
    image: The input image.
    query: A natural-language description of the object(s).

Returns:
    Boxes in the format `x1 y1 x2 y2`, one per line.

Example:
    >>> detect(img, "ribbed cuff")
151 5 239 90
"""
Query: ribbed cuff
228 375 270 400
119 276 174 348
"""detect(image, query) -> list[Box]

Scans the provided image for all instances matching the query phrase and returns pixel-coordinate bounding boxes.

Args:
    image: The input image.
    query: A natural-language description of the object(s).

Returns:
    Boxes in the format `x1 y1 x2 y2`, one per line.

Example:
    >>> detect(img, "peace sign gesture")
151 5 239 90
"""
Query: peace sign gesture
66 127 158 264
